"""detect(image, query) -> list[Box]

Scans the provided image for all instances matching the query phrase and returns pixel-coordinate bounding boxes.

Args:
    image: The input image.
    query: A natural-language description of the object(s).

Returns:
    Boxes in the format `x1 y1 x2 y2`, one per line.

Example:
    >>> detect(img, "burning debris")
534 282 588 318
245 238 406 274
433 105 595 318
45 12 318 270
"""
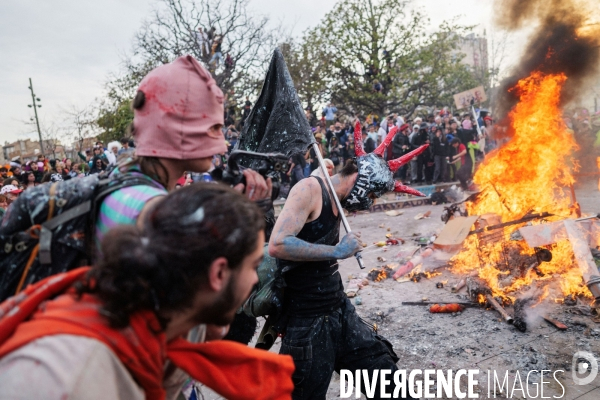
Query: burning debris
367 265 395 282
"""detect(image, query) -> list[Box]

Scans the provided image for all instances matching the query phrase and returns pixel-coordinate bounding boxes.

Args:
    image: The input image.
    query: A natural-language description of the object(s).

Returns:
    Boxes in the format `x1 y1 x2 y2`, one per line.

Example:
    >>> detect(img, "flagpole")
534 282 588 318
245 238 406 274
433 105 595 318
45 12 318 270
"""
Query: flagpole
312 142 366 269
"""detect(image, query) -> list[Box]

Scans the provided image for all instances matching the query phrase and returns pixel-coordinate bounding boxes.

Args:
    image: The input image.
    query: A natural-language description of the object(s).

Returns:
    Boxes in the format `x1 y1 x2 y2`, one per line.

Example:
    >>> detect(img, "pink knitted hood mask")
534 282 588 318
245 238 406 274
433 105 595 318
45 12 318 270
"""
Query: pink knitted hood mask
133 55 227 160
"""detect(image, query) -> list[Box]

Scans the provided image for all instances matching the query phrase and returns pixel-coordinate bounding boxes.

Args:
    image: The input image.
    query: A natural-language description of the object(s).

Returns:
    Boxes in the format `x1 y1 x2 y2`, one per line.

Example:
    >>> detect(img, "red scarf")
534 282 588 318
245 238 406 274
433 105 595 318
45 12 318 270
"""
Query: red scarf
0 268 294 400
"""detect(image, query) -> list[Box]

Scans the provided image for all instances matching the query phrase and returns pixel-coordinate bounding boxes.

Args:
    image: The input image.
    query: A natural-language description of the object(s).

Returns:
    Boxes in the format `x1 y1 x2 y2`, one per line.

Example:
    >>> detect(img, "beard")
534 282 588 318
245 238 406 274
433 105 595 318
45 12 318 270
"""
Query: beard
190 274 247 326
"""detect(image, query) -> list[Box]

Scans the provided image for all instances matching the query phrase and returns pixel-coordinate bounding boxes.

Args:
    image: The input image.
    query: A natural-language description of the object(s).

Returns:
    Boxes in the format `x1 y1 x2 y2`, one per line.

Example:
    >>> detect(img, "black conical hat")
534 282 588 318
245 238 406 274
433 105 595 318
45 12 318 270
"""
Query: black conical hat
235 48 315 161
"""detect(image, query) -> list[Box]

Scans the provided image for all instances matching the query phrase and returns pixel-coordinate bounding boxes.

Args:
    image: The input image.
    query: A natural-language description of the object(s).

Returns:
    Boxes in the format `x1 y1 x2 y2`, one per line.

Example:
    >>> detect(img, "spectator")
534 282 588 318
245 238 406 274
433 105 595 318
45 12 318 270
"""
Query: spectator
410 122 429 184
453 139 479 191
225 53 234 70
9 167 22 183
209 35 224 68
3 177 20 188
448 138 466 182
432 127 448 183
322 103 337 126
206 26 216 42
362 129 376 153
304 107 318 128
0 185 23 206
22 171 37 190
228 130 239 153
310 158 335 177
90 156 107 175
287 151 306 188
329 136 342 169
373 79 383 92
196 27 210 56
118 138 135 156
107 141 122 166
0 194 7 221
392 123 411 182
308 133 324 173
63 159 73 174
29 162 44 183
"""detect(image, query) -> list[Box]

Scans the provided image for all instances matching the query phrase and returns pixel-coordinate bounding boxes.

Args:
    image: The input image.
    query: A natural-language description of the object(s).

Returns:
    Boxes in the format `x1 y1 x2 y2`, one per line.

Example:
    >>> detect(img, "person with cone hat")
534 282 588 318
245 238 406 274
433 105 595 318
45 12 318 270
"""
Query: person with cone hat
269 118 426 399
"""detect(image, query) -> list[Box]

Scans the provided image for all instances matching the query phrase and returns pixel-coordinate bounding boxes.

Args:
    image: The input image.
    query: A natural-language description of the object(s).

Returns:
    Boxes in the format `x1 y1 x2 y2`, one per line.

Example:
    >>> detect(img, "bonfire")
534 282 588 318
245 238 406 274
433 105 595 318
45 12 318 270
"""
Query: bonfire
450 72 598 313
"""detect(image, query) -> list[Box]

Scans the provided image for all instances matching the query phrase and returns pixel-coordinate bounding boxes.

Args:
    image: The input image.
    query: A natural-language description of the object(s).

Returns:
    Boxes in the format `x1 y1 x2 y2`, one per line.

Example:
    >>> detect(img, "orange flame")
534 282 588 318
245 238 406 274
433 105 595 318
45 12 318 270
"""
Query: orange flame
597 157 600 191
451 72 591 302
477 294 486 304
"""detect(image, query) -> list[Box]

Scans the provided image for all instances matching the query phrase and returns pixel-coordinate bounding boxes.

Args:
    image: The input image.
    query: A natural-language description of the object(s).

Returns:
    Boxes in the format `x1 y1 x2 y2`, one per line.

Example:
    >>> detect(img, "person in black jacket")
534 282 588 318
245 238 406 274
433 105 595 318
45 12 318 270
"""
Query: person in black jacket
362 129 376 153
432 127 448 183
410 122 429 184
392 123 411 182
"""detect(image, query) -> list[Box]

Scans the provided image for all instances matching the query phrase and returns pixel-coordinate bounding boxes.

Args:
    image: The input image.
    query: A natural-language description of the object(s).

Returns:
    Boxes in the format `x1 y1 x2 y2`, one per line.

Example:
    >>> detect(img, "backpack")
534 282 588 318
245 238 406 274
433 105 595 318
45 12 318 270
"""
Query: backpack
241 244 284 318
0 172 161 302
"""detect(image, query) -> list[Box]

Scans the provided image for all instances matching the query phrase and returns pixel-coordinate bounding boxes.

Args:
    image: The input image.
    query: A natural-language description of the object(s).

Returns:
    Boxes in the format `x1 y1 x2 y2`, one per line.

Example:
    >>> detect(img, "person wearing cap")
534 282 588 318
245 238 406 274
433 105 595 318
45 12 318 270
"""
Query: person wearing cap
0 185 23 207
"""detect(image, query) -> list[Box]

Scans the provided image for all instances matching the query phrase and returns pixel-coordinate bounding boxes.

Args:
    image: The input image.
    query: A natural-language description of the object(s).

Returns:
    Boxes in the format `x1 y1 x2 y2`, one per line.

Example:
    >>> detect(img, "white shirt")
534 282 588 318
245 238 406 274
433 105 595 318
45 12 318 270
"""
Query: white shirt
0 335 144 400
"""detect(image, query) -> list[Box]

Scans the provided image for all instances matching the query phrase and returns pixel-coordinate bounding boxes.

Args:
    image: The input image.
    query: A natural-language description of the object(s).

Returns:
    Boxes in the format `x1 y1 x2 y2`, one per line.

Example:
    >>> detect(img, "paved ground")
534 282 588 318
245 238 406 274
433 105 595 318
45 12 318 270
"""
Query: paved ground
202 178 600 399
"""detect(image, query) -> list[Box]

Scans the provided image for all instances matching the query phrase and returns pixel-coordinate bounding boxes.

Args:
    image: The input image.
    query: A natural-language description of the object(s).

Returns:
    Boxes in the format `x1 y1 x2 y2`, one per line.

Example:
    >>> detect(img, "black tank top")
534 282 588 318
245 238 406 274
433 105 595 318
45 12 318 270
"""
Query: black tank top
280 176 344 317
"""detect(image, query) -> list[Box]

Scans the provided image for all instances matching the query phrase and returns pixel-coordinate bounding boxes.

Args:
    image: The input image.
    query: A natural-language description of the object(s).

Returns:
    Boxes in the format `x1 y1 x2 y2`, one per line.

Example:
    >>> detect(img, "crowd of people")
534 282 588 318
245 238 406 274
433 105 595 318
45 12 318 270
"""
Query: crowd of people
0 138 140 218
268 105 495 195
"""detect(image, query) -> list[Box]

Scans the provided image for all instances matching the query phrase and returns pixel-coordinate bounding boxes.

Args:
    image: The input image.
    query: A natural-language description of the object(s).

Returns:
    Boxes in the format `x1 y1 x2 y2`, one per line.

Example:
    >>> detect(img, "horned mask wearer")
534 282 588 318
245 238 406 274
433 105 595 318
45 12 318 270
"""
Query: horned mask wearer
341 121 429 212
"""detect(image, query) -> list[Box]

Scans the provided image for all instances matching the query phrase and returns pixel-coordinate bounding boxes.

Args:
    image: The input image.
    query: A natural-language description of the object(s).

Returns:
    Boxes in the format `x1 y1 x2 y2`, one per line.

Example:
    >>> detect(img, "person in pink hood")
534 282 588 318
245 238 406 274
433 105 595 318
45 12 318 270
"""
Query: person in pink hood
95 55 271 253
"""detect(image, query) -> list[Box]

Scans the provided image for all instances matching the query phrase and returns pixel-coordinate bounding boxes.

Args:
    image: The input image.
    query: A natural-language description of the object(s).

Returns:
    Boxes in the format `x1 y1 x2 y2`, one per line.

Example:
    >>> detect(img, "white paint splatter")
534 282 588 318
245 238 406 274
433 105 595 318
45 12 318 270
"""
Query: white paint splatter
183 207 204 225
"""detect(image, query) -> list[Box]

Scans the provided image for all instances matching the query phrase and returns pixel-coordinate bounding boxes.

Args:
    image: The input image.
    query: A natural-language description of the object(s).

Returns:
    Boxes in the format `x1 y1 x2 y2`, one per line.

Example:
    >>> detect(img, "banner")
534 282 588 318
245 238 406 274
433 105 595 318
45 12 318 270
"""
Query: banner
453 86 487 110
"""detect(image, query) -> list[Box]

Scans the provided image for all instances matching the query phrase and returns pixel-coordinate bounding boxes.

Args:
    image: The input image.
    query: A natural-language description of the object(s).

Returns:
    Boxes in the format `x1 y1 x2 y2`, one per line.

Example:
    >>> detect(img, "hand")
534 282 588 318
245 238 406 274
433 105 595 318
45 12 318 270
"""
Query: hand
334 232 363 259
234 169 272 201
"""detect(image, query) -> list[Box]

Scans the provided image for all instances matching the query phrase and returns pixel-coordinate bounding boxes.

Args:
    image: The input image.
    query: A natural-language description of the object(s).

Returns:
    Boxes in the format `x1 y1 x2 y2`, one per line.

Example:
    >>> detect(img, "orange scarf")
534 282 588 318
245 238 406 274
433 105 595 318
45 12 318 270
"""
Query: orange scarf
0 268 294 400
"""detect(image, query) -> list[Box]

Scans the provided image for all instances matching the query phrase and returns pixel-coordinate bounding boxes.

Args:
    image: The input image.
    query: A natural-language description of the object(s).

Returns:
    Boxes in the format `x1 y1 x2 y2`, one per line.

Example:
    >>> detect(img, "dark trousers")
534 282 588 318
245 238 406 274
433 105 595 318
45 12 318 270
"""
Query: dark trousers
433 155 447 182
456 163 472 190
280 298 410 400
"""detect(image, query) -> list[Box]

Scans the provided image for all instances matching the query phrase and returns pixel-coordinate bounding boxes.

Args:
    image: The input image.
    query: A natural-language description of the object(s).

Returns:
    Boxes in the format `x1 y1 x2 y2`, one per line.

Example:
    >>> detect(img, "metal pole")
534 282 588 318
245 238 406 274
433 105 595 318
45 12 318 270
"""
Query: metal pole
311 142 366 269
28 78 45 158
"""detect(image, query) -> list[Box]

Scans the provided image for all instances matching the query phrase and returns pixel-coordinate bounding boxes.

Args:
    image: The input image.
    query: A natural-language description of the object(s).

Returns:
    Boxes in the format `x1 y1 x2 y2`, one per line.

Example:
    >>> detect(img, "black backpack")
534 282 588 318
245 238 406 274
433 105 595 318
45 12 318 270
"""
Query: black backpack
0 172 161 302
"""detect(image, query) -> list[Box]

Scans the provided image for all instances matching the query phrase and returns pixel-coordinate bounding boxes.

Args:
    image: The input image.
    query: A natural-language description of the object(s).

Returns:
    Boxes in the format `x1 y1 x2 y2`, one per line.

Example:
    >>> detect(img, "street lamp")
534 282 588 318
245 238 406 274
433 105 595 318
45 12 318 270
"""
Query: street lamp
27 78 44 157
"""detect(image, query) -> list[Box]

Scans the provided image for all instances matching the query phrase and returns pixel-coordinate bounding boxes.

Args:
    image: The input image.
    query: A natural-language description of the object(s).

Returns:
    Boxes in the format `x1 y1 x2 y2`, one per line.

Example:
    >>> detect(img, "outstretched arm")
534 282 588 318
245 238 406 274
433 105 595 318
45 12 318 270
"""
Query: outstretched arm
268 178 361 261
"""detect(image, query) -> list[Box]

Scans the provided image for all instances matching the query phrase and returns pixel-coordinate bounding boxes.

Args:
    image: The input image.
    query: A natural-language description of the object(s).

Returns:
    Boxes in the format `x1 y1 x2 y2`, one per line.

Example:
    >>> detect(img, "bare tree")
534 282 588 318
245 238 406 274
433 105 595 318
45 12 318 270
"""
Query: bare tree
39 122 62 160
111 0 278 105
62 105 97 153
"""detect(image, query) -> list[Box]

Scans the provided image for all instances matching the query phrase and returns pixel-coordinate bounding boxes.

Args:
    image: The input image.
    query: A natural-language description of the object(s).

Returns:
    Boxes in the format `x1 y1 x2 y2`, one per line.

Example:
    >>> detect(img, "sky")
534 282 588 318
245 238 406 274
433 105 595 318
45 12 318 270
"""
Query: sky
0 0 522 145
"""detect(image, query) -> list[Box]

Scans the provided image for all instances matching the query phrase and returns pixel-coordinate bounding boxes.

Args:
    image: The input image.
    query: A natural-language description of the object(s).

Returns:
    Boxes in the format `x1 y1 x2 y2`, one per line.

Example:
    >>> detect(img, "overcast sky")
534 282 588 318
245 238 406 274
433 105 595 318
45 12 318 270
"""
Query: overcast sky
0 0 520 144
